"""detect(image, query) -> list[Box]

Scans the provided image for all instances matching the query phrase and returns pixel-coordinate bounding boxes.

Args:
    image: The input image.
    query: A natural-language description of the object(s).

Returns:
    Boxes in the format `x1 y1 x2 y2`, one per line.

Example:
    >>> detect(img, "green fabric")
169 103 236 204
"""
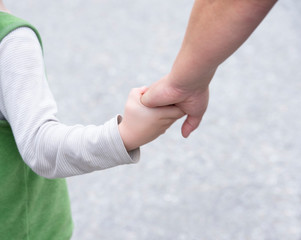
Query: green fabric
0 13 73 240
0 12 43 49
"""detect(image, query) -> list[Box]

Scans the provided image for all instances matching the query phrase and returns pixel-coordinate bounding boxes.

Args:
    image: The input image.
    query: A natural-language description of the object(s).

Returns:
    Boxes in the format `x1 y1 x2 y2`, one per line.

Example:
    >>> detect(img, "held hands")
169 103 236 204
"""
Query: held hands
118 87 185 151
141 74 210 138
119 69 210 151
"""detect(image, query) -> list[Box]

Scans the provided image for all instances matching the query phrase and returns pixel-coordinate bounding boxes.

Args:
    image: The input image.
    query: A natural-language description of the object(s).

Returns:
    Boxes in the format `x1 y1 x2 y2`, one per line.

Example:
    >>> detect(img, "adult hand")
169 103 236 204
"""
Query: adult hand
119 87 184 151
141 0 276 138
141 74 210 138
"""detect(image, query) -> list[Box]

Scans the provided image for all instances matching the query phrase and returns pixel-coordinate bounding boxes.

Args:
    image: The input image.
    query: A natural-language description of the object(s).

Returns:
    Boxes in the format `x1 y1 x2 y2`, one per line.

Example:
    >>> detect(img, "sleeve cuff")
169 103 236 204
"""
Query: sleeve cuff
107 115 140 164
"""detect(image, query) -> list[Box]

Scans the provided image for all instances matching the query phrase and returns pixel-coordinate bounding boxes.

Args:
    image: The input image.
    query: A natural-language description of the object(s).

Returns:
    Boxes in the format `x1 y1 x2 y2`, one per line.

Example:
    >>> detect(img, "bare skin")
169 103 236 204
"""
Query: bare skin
119 88 184 151
141 0 278 138
0 0 9 13
0 1 184 152
1 0 278 147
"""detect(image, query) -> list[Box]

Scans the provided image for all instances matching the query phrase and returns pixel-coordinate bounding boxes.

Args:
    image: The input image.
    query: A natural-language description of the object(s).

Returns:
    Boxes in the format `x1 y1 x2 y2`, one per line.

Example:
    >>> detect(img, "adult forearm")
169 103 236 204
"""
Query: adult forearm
141 0 277 137
169 0 277 91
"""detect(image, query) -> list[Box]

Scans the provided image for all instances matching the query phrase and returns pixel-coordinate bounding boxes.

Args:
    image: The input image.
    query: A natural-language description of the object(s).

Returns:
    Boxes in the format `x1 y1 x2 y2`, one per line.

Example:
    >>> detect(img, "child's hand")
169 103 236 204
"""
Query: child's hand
118 87 185 151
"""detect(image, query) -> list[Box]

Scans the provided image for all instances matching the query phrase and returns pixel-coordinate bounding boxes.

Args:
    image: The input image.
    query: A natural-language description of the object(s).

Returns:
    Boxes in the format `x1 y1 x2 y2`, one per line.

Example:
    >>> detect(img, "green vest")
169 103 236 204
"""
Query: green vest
0 12 73 240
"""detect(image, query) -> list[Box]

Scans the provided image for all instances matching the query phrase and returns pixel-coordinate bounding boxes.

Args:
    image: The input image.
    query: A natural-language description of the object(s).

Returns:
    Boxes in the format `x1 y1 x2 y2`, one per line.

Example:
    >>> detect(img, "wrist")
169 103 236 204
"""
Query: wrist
167 68 215 94
118 121 137 152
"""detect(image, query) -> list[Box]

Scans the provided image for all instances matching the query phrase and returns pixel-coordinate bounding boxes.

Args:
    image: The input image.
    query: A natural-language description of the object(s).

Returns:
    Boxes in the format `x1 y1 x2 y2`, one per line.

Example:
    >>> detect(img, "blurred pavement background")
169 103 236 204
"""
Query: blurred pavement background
6 0 301 239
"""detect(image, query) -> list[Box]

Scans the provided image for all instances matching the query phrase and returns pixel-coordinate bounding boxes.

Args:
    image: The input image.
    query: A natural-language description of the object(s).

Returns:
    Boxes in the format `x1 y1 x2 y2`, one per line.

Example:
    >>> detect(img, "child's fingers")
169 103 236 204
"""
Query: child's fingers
128 87 185 119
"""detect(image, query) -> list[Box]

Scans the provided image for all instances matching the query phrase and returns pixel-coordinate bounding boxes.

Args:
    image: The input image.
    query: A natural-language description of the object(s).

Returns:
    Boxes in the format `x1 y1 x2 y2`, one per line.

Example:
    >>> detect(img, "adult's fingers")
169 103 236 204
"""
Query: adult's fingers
181 115 202 138
159 105 186 119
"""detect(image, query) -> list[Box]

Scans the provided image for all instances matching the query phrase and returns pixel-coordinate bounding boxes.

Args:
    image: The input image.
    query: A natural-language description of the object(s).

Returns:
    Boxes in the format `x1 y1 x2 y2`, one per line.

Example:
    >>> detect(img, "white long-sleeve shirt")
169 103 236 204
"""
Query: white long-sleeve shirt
0 27 139 179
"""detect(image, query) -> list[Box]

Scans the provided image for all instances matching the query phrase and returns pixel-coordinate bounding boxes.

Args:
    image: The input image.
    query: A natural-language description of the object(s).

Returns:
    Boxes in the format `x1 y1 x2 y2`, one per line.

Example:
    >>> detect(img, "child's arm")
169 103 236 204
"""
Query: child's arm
0 27 182 179
119 87 184 151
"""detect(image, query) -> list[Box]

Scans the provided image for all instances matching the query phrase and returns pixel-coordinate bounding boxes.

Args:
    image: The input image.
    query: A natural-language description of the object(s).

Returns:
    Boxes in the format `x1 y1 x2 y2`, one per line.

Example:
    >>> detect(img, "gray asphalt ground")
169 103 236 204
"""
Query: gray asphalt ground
6 1 301 239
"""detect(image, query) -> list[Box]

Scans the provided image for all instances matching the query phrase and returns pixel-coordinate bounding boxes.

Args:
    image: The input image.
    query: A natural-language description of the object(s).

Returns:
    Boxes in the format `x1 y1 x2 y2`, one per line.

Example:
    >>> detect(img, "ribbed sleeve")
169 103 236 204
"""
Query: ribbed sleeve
0 27 140 178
